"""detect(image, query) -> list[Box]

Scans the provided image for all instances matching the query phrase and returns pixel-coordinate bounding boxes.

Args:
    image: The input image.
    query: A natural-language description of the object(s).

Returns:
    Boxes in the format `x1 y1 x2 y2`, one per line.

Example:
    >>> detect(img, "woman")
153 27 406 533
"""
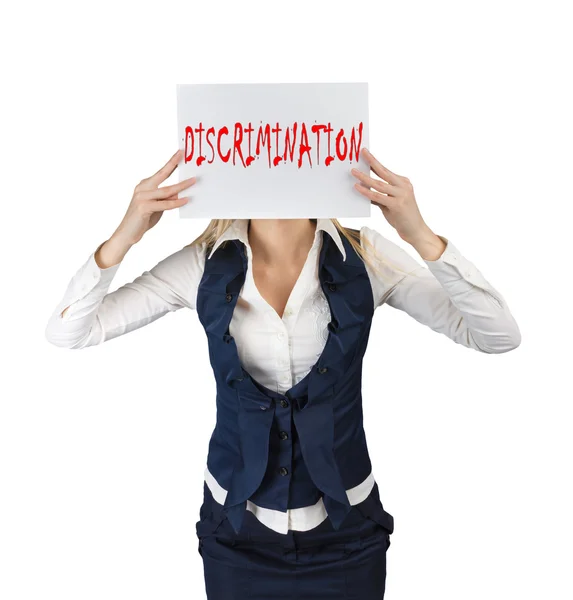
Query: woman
45 147 521 599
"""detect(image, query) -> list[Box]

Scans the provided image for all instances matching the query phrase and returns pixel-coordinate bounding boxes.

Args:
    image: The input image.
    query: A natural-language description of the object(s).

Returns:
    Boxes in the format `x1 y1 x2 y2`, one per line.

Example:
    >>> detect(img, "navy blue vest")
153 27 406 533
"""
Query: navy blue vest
196 226 394 535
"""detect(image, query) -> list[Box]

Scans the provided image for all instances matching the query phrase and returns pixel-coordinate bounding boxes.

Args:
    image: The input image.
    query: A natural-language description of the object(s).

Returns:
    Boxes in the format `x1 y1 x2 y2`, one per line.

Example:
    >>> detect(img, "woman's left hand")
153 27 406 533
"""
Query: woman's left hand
351 147 431 245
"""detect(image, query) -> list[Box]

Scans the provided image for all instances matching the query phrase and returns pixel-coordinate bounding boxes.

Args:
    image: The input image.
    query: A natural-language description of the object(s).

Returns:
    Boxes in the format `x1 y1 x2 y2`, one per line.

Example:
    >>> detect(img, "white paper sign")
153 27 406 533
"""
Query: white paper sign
176 82 370 219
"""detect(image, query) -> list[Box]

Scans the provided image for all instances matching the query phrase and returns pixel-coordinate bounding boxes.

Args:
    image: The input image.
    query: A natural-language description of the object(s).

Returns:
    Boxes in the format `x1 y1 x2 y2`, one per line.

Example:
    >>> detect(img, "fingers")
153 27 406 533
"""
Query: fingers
137 176 196 201
360 148 402 185
351 168 398 196
148 196 190 212
148 149 184 186
354 183 392 207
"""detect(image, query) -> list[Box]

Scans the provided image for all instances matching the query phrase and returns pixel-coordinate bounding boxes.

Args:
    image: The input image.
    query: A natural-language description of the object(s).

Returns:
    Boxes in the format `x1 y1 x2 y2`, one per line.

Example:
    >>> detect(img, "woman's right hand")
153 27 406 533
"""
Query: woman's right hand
113 148 195 246
93 149 195 270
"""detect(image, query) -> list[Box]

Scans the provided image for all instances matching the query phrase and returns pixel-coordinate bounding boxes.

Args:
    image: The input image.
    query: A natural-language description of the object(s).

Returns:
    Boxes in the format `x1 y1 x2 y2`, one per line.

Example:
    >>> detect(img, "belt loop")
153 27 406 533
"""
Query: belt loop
282 531 297 560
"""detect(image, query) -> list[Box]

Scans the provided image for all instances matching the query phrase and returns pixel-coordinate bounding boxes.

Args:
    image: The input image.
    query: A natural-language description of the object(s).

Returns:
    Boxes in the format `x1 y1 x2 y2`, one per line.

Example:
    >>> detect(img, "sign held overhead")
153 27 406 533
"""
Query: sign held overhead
176 82 371 219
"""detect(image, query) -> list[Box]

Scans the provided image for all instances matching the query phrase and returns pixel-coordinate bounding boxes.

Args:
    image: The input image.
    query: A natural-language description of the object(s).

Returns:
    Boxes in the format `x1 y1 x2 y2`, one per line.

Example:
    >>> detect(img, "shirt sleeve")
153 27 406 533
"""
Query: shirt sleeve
44 240 207 349
360 225 521 354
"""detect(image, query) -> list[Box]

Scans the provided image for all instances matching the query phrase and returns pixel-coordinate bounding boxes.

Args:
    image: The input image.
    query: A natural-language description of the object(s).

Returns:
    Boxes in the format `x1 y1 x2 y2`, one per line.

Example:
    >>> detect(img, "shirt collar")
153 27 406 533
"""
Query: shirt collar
207 219 250 260
207 218 347 262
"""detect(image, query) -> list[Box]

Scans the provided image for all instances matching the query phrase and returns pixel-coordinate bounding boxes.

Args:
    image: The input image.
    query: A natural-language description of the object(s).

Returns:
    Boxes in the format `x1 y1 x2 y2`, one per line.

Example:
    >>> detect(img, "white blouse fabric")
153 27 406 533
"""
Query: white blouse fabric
45 218 521 534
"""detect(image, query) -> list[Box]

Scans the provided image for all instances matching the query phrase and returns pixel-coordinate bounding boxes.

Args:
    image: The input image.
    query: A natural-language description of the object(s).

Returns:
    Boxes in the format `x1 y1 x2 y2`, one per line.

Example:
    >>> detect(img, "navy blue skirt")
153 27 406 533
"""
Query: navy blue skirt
195 482 393 599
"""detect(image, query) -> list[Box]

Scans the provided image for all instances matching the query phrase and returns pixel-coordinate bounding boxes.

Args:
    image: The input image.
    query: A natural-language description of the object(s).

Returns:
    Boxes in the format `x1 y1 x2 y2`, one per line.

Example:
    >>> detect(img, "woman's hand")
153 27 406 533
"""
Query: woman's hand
113 149 195 246
351 148 433 247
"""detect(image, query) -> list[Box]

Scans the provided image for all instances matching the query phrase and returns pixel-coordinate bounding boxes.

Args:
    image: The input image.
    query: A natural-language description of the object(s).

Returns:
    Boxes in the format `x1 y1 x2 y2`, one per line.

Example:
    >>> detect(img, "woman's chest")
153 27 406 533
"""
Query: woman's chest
228 274 332 393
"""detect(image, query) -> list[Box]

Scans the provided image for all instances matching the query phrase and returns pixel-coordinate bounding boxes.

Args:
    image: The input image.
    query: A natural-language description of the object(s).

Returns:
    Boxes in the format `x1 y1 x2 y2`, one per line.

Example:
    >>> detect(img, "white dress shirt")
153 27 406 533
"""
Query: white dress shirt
45 218 521 533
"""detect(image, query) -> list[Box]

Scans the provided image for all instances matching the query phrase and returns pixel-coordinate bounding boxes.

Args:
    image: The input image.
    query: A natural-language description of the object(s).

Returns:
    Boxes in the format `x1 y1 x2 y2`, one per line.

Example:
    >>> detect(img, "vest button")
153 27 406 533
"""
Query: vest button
279 467 289 476
225 293 233 302
318 366 328 374
328 283 337 292
279 430 289 440
279 399 289 408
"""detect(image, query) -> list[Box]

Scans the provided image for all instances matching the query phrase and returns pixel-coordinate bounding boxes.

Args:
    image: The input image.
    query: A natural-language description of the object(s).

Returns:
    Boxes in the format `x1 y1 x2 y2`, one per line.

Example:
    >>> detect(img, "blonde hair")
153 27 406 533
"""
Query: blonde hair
185 219 417 283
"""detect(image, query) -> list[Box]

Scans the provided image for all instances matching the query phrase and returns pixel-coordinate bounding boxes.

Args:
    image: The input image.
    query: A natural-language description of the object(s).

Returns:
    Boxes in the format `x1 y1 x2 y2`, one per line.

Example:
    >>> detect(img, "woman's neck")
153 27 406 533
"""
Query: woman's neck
247 218 317 265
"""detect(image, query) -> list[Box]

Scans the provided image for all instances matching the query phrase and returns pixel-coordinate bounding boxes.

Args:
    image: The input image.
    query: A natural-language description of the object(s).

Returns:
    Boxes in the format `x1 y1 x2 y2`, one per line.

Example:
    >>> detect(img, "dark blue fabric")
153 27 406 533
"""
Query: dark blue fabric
196 225 394 536
196 481 391 600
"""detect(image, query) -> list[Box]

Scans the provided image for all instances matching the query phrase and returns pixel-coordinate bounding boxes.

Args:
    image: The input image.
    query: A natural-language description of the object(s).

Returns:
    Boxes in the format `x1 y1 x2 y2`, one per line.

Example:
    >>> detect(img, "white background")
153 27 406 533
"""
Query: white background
1 1 571 599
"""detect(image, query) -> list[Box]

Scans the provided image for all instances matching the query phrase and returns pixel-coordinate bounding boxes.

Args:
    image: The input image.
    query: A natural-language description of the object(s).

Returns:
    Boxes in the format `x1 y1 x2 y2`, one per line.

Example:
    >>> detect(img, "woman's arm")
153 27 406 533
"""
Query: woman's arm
44 239 206 349
351 147 520 354
45 148 200 349
361 226 521 354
